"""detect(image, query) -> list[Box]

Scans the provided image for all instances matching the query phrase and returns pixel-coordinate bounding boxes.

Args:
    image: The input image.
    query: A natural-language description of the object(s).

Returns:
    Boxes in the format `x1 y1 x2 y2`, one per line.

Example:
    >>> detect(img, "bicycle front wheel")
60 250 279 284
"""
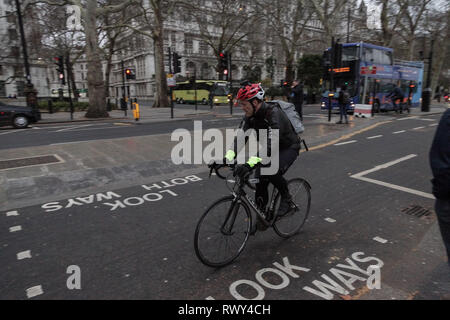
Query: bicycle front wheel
194 196 252 267
273 178 311 238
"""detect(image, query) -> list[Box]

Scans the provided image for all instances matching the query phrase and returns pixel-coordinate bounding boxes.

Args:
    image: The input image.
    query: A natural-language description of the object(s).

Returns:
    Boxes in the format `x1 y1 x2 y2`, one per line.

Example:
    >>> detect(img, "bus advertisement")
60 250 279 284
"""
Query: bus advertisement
172 80 231 105
321 42 424 113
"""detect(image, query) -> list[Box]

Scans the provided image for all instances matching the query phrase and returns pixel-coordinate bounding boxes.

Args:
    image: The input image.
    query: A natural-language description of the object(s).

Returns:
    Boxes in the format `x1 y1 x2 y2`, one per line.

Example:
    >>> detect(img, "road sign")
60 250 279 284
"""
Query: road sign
361 66 377 75
167 74 176 87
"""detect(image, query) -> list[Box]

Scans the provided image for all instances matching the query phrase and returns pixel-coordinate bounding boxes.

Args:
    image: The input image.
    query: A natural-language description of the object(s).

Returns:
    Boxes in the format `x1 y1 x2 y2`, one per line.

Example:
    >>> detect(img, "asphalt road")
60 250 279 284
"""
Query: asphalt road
1 113 448 300
0 106 329 151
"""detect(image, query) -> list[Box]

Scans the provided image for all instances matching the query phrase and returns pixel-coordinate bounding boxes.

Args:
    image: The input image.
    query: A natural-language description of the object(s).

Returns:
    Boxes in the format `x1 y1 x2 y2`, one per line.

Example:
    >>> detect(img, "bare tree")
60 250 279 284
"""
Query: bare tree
179 0 261 80
258 0 314 84
422 5 450 94
395 0 433 60
309 0 348 44
114 0 177 108
25 0 138 117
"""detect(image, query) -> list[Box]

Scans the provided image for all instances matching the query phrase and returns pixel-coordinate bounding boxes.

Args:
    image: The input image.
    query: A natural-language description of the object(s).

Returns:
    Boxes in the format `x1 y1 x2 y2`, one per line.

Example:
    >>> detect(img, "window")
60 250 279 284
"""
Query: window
8 28 18 41
342 46 358 61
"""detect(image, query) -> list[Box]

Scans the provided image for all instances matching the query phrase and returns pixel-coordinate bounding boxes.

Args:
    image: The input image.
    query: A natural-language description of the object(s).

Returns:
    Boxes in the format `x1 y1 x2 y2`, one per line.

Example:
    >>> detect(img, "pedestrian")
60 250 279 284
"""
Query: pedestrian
208 90 214 109
387 83 405 113
336 85 350 124
429 109 450 268
290 80 304 121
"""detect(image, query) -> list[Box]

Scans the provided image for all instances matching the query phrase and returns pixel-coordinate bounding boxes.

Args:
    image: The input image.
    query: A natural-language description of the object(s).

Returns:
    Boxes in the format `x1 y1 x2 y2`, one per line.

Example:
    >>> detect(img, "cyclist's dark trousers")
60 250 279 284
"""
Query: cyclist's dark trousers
255 147 299 209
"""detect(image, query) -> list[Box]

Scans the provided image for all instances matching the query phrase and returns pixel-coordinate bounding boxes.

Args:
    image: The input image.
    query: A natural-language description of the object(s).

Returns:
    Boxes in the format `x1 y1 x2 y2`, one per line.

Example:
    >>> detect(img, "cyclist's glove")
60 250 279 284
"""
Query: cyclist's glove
233 164 251 178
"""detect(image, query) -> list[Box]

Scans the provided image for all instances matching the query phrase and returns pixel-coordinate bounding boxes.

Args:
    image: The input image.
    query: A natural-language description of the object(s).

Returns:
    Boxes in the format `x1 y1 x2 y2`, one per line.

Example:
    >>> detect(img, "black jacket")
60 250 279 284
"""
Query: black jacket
233 102 301 157
429 109 450 200
291 84 304 104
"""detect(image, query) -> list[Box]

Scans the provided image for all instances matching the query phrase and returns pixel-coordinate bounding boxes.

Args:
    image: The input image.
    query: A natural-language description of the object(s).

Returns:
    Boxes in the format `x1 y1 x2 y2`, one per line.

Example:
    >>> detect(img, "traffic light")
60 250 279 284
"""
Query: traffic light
333 42 343 68
125 68 136 80
172 52 181 74
54 56 65 85
219 51 228 72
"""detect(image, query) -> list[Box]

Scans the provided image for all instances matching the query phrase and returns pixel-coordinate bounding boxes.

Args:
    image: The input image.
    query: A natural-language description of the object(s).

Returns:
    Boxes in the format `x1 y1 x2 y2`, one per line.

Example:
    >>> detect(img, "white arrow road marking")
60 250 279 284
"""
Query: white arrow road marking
351 154 434 199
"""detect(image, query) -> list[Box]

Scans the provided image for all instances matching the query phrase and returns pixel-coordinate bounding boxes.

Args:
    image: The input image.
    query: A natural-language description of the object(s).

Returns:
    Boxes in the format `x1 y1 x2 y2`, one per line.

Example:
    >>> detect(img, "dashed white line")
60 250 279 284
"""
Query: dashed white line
9 225 22 232
17 250 32 260
324 218 336 223
393 130 406 134
367 135 383 139
6 210 19 216
373 237 388 244
26 286 44 299
334 140 357 146
429 123 438 127
412 126 425 130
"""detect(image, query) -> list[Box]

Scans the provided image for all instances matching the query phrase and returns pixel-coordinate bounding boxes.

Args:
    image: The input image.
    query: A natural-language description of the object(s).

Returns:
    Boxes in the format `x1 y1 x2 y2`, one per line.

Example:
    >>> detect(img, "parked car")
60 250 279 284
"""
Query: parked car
0 101 41 129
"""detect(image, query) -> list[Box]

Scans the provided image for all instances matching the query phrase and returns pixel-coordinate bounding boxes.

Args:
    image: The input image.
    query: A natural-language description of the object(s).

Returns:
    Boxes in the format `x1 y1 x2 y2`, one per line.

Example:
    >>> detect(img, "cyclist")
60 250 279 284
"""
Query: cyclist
387 84 405 113
211 82 301 229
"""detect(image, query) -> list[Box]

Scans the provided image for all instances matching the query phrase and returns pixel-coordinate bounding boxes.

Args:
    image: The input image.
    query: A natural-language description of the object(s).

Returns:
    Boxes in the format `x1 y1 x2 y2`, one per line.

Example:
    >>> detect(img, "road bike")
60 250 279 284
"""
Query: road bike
194 160 311 268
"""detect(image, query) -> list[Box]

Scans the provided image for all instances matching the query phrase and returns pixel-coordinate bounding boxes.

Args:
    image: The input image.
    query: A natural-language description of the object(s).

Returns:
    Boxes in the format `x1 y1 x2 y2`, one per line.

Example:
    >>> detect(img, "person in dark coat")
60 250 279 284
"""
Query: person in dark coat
429 109 450 267
290 80 304 121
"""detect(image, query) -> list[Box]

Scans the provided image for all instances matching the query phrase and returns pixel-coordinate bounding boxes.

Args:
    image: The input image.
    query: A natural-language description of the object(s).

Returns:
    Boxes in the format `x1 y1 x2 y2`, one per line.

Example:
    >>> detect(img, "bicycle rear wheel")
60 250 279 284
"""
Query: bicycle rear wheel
273 178 311 238
194 196 252 267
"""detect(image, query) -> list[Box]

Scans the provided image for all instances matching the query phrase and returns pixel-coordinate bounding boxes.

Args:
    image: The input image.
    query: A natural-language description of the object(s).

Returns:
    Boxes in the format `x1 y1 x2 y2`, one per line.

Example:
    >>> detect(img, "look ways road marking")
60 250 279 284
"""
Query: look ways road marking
350 154 434 199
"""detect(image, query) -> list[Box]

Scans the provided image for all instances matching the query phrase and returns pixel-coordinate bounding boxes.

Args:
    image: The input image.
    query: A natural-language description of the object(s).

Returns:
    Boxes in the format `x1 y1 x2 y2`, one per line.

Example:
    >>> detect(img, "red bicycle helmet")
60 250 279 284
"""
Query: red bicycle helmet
236 83 265 101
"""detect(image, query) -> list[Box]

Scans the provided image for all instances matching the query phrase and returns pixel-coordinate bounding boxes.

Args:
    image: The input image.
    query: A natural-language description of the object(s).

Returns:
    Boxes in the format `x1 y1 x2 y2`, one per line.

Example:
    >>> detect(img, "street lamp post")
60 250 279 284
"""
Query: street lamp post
14 0 37 111
422 38 434 112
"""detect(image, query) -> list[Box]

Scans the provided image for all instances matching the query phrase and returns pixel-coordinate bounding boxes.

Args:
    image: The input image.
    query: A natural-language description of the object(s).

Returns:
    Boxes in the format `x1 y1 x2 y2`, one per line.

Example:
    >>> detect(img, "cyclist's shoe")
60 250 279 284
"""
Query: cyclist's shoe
278 196 295 218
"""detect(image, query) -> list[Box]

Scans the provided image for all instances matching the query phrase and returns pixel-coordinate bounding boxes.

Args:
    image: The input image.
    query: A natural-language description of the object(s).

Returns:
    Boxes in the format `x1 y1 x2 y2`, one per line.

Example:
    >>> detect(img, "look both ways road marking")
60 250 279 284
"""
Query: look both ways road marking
350 154 434 200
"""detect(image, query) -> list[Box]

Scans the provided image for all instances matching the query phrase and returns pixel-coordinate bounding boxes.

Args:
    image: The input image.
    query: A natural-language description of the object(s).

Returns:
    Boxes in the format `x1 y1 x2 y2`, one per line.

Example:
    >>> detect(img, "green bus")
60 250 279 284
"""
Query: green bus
172 80 230 105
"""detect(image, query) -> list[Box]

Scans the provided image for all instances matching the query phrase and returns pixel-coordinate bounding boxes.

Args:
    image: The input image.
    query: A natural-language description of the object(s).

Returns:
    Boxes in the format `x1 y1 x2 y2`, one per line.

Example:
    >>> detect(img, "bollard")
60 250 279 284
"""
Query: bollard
132 102 140 122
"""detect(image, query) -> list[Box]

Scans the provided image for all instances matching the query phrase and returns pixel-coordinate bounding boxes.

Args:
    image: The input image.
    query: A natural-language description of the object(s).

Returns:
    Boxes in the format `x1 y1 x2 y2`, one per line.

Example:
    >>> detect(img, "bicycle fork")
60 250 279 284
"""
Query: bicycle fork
220 198 241 236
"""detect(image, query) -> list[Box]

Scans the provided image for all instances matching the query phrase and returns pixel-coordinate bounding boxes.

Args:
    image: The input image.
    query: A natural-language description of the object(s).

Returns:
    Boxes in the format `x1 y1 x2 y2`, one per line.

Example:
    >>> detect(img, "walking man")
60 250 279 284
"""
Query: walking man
337 85 350 124
429 109 450 267
290 80 304 121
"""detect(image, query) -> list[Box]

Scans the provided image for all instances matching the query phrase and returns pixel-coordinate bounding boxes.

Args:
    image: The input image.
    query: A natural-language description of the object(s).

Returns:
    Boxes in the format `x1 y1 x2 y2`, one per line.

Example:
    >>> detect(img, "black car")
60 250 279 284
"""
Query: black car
0 101 41 128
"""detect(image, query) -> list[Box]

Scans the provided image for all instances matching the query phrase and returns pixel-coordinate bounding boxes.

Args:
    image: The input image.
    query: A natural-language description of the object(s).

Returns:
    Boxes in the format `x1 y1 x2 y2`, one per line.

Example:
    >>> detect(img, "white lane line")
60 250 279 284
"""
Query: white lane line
351 154 435 199
373 237 388 244
325 218 336 223
393 130 406 134
429 123 438 127
6 210 19 216
397 116 418 121
334 140 357 146
17 250 32 260
53 124 94 132
412 126 425 130
416 118 436 121
26 286 44 299
367 135 383 139
50 140 92 146
9 225 22 232
0 130 21 136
